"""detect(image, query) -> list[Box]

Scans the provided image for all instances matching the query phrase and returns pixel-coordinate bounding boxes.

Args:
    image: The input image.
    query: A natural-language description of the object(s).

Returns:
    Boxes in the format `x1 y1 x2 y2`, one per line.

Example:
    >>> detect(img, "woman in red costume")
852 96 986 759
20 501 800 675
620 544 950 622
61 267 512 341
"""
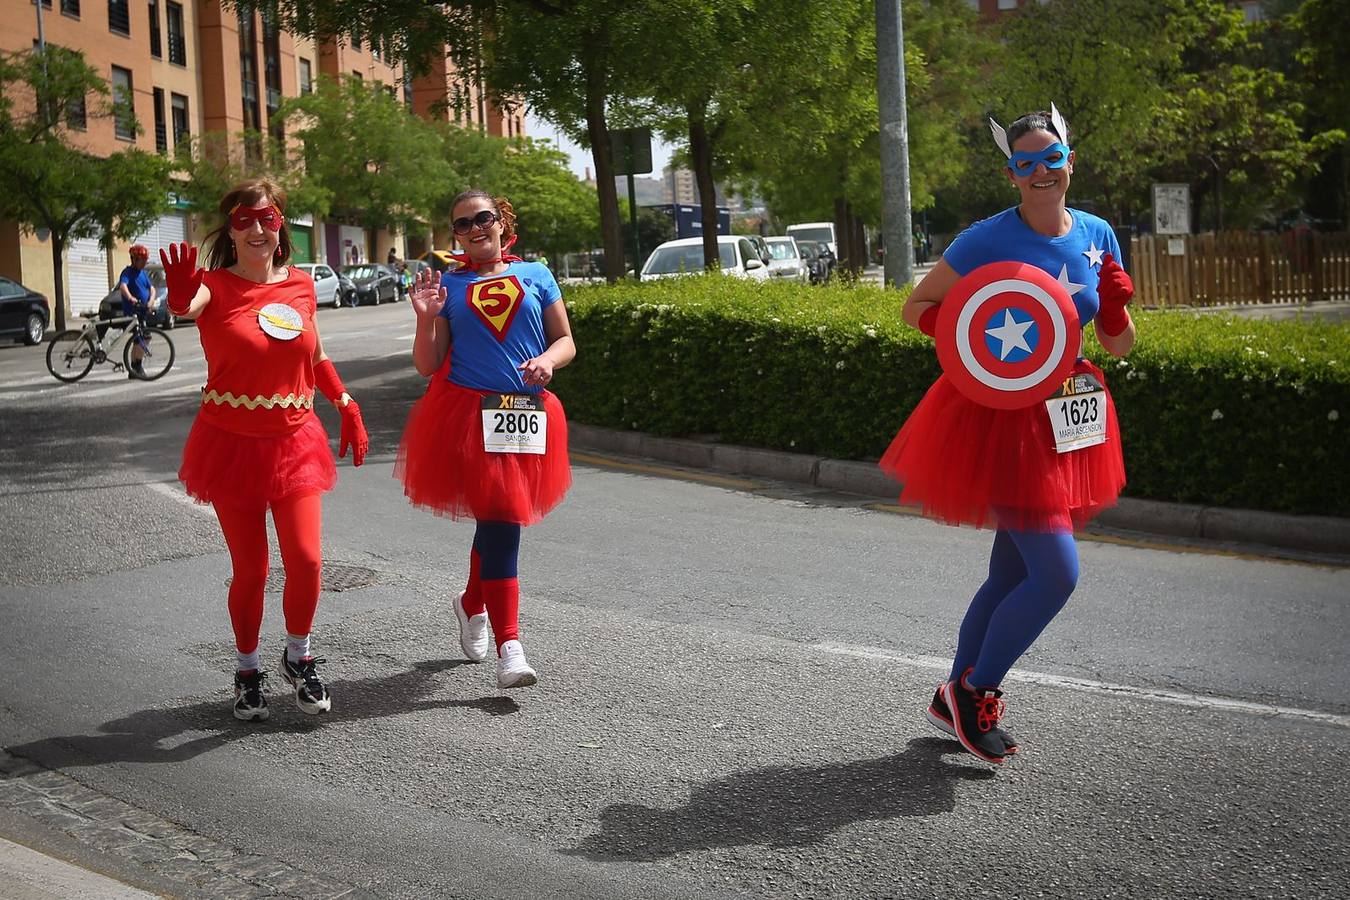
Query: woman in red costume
160 179 369 722
395 190 574 689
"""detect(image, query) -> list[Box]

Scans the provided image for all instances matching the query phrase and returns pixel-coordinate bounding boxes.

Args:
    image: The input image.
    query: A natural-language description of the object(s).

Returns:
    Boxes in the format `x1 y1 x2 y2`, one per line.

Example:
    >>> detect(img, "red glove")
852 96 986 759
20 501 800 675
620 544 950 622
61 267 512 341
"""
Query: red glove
314 359 368 466
1096 252 1133 337
159 242 203 316
917 304 940 338
338 399 368 467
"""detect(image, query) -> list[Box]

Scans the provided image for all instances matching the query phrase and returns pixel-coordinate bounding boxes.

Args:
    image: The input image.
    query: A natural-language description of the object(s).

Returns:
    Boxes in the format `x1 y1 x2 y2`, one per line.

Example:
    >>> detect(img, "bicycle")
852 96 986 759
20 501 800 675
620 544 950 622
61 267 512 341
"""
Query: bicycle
46 311 176 383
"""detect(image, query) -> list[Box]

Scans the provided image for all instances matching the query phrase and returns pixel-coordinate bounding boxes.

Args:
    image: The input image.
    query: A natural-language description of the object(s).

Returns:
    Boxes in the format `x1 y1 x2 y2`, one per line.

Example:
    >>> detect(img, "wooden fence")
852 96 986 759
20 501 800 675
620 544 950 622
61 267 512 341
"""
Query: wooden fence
1129 231 1350 308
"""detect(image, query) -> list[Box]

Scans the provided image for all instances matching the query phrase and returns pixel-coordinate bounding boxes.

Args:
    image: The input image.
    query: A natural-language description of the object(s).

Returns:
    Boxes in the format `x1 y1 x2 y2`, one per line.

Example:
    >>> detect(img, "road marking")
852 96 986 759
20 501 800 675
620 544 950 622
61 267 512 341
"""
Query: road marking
145 481 214 517
812 642 1350 729
571 451 763 491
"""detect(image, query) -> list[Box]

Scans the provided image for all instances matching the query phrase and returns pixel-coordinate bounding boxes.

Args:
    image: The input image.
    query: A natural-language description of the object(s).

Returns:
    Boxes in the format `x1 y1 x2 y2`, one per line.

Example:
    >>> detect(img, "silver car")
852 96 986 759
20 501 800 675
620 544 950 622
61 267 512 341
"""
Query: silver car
293 263 347 308
763 236 809 283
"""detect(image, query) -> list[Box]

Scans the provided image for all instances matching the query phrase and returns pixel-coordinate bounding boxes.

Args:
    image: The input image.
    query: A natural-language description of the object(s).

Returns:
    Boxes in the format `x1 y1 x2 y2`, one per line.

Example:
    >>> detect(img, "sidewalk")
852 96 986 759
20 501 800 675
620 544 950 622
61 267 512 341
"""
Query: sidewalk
568 422 1350 560
0 836 160 899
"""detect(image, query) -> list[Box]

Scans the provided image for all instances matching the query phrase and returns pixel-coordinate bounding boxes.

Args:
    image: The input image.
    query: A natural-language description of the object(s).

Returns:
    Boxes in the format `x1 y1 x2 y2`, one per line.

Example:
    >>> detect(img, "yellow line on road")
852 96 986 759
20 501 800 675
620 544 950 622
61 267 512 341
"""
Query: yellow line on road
571 452 763 491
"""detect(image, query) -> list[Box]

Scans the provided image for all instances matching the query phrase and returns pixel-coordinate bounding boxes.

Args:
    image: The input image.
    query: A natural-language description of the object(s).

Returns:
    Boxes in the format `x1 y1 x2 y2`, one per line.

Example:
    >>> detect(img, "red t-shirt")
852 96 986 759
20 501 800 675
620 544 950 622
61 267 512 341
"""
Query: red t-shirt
196 267 319 437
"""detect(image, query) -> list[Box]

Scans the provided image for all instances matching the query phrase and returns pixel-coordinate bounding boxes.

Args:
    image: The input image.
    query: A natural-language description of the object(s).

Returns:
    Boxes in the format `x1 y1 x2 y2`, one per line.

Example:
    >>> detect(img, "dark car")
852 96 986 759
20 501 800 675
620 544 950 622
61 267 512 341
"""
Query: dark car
796 240 834 285
341 263 400 305
0 276 49 345
98 264 177 328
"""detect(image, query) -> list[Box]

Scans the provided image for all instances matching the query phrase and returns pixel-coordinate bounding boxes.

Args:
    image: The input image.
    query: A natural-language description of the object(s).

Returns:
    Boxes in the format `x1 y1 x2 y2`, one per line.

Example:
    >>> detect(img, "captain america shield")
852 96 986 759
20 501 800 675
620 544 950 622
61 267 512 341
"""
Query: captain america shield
936 261 1081 410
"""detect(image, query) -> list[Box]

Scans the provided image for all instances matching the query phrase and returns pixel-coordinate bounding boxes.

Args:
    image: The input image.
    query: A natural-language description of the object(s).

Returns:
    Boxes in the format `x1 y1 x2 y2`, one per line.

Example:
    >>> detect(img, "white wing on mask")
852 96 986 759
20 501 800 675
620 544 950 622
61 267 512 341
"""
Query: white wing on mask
1050 103 1070 147
989 117 1011 159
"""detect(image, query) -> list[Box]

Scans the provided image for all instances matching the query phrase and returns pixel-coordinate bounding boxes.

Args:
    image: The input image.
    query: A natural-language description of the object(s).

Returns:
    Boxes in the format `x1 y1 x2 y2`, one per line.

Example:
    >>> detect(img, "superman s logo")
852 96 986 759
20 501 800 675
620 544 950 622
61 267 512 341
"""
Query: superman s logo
467 275 525 341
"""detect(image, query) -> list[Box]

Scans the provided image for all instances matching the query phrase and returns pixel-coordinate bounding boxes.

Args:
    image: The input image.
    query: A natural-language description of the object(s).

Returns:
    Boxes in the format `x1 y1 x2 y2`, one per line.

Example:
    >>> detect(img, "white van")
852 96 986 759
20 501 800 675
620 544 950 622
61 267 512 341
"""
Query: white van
786 222 837 257
639 236 770 282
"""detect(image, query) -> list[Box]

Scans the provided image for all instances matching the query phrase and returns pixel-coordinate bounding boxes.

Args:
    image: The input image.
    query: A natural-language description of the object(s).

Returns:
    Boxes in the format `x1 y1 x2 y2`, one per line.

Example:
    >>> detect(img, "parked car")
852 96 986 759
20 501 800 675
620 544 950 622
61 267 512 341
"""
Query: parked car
293 262 351 309
747 234 774 267
341 263 400 305
763 236 809 283
796 240 835 285
786 221 838 257
97 264 176 328
0 276 49 345
419 249 462 275
639 236 770 283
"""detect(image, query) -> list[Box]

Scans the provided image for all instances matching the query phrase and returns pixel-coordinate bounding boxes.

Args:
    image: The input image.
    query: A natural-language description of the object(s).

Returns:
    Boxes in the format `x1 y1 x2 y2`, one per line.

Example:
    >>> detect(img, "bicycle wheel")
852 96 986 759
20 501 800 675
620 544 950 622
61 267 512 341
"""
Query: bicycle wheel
126 326 175 381
46 330 96 382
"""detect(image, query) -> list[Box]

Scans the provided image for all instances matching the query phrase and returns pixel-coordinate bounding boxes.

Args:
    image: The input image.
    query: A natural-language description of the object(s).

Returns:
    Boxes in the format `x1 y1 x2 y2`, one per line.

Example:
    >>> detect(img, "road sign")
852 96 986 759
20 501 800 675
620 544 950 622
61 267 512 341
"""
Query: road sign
1152 183 1191 235
936 261 1081 410
609 128 652 176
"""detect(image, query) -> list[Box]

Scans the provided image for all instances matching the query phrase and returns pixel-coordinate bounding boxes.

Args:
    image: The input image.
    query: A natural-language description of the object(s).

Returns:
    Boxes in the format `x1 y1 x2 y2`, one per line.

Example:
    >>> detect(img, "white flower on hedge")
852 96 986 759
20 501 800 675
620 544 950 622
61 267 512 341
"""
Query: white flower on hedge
1211 409 1224 421
1258 349 1268 357
817 325 828 333
603 350 611 359
836 360 846 370
789 439 796 447
864 327 877 338
1331 410 1341 421
1242 374 1251 382
771 316 782 323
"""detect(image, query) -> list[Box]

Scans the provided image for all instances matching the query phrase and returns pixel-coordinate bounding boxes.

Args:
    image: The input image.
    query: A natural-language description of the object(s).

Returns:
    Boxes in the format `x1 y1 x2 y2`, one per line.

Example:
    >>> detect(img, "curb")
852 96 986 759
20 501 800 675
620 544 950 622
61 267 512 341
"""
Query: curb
568 422 1350 557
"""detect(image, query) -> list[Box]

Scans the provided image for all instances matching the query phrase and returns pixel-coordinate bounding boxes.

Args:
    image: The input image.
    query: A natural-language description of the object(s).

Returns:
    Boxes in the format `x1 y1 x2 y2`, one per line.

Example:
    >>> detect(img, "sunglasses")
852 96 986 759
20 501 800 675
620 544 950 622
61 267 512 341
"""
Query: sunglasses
452 210 500 235
229 204 283 232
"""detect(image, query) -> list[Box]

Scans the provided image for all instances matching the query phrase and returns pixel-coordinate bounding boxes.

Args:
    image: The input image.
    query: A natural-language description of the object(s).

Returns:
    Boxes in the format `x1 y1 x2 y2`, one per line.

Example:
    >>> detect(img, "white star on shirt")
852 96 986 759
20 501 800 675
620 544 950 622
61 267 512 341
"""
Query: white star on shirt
1083 242 1105 268
1057 264 1086 296
985 309 1034 360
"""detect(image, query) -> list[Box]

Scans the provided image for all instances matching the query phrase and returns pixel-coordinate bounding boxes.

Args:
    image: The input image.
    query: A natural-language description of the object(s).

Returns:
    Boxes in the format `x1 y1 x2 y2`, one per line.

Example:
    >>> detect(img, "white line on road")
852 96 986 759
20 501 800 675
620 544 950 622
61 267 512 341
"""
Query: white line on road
145 481 213 517
813 642 1350 729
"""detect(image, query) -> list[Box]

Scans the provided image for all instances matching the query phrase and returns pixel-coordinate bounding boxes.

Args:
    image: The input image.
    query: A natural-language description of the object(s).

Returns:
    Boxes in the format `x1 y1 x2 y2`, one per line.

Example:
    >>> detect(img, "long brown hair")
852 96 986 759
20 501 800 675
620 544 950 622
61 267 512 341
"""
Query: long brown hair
450 189 517 250
204 178 294 270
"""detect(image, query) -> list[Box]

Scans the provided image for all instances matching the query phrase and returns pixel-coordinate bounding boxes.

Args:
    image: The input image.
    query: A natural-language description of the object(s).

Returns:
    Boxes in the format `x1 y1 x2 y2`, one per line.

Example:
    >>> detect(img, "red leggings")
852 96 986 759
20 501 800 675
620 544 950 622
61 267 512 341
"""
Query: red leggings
214 492 323 655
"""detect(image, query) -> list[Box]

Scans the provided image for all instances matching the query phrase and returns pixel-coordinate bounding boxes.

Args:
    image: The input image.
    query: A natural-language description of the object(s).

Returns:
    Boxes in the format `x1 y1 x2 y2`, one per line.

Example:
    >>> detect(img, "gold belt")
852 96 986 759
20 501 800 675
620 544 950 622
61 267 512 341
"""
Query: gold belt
201 388 315 410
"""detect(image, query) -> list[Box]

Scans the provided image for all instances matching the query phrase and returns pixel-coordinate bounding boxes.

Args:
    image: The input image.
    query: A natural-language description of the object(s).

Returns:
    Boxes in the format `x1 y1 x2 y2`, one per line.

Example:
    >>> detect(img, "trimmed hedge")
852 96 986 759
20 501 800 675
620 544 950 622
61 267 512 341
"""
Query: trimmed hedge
558 275 1349 517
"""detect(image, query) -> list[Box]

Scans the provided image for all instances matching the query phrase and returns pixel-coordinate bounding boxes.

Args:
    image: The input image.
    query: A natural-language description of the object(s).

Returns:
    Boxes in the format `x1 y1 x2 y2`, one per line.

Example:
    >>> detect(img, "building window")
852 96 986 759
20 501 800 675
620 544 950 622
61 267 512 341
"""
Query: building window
351 30 361 51
108 0 130 35
997 0 1017 8
170 92 189 147
351 70 362 82
148 1 161 57
166 2 185 65
111 65 134 139
262 12 283 140
152 87 167 153
403 71 412 110
238 10 260 132
299 58 312 94
61 0 80 17
67 92 87 130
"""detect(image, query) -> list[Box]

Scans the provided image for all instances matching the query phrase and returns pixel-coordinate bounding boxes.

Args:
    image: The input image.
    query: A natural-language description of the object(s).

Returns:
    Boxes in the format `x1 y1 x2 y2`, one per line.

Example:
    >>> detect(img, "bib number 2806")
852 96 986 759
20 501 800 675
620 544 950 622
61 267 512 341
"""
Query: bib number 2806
481 394 547 455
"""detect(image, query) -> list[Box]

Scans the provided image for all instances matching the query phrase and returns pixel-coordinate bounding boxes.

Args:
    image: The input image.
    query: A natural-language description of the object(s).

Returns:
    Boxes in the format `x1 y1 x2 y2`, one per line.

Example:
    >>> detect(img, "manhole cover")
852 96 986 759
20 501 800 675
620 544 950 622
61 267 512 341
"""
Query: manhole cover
228 561 380 593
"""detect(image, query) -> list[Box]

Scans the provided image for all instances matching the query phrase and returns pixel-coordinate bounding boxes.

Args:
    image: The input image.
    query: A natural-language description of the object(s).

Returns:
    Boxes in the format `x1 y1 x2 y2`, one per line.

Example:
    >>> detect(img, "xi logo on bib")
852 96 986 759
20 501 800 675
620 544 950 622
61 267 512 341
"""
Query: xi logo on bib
467 275 525 342
936 261 1080 410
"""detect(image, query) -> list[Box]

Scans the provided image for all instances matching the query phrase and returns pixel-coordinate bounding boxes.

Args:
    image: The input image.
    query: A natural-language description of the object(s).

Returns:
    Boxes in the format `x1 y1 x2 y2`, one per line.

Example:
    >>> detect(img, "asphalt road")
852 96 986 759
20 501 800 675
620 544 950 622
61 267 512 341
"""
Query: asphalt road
1 302 1346 899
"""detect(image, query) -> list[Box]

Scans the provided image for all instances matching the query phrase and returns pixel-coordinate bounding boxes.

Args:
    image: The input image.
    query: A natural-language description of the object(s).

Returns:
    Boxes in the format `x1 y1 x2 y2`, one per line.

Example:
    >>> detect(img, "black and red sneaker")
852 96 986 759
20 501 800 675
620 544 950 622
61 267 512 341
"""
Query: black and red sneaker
926 683 1018 754
942 671 1008 764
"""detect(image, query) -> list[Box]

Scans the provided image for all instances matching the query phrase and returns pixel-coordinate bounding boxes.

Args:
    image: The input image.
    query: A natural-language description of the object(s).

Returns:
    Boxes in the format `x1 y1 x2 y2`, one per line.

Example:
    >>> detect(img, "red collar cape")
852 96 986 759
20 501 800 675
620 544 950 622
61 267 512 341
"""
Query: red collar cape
450 234 522 272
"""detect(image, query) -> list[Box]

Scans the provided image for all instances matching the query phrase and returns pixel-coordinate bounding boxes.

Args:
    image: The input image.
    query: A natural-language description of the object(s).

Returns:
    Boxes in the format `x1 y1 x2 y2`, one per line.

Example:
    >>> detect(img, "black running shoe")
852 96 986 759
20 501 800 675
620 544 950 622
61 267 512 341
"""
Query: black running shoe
942 673 1008 764
233 669 270 722
926 683 1019 754
280 653 332 715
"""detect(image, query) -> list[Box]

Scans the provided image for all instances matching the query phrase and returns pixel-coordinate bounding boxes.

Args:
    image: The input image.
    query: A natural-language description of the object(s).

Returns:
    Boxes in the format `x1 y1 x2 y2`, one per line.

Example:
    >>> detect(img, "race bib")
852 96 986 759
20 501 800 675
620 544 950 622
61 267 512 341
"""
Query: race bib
481 393 547 455
1043 371 1107 453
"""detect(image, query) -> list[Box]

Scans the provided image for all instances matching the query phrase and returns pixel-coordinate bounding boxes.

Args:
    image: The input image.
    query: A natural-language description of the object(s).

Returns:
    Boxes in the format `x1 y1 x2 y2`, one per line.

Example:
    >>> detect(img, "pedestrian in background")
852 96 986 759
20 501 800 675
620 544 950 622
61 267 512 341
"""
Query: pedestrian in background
882 107 1136 764
160 178 369 722
395 190 575 688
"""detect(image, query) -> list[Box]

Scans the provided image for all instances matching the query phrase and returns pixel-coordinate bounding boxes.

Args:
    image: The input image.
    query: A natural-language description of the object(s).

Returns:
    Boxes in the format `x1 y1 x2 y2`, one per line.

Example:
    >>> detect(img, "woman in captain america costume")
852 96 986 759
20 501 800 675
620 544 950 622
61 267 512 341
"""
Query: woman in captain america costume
160 178 369 722
880 107 1137 764
395 190 575 689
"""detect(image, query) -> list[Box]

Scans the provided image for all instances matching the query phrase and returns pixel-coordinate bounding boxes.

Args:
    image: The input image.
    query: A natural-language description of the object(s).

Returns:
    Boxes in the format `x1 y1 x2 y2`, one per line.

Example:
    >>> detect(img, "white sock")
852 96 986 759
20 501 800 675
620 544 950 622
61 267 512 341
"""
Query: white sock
286 633 311 663
237 649 261 672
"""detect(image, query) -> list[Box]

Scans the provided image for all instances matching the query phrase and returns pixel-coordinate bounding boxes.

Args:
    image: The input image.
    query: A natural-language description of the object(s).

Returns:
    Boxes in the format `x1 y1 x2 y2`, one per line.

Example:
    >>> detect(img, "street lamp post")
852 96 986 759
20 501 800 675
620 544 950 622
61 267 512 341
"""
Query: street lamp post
875 0 915 289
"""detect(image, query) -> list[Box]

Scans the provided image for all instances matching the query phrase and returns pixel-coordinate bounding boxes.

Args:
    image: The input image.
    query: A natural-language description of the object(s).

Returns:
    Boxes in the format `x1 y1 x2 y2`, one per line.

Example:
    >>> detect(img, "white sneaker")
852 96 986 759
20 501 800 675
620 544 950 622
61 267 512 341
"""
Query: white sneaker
496 640 537 689
454 590 490 662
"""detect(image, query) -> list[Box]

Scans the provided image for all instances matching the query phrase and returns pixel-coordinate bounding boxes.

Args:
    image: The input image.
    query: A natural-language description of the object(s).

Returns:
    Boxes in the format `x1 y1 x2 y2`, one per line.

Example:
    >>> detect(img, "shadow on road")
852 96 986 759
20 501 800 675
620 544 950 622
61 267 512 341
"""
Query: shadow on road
5 658 516 771
566 736 993 860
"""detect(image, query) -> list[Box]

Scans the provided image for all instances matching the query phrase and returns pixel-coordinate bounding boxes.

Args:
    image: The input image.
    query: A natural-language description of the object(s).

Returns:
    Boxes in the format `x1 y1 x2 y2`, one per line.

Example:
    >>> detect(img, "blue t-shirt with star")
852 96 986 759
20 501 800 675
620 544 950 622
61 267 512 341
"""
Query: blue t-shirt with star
942 206 1121 327
439 261 562 394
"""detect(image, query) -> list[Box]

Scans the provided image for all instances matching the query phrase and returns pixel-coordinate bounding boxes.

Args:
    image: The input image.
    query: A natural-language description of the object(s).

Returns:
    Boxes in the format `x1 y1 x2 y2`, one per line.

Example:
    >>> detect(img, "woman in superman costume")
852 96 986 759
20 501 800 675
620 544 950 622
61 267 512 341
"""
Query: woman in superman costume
396 190 575 689
160 179 369 723
880 107 1136 765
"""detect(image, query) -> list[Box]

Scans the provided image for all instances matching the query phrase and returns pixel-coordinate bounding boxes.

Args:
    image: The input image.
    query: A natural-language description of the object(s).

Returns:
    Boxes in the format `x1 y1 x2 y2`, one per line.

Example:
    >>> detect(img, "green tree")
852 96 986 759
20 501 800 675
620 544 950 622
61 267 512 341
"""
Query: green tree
1293 0 1350 226
278 75 454 239
0 46 172 330
174 130 331 229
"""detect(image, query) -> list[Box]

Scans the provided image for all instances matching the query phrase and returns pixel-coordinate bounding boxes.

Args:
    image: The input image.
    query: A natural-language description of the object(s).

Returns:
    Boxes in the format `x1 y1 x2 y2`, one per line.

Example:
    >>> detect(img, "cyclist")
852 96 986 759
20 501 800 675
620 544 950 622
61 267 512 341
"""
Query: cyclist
116 244 157 378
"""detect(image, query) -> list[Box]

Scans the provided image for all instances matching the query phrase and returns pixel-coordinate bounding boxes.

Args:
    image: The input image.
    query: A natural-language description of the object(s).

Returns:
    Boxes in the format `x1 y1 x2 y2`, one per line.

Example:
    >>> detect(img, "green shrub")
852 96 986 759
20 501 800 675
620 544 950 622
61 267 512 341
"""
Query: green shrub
559 275 1349 516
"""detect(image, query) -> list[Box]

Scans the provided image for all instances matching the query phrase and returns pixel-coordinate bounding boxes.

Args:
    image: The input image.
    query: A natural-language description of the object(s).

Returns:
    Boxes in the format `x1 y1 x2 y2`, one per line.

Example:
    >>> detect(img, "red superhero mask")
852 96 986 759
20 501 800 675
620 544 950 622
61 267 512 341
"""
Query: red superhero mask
229 204 284 233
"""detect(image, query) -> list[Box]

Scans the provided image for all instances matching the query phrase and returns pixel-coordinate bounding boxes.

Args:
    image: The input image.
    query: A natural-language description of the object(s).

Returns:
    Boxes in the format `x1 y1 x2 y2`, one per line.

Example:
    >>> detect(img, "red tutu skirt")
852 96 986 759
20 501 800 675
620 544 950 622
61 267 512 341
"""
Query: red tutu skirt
179 413 337 508
394 377 571 525
879 359 1125 532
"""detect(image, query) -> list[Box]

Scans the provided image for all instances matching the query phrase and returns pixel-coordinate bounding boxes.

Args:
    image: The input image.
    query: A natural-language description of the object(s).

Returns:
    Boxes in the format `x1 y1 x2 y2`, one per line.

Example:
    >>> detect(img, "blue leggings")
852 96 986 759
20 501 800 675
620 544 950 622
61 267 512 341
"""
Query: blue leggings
948 528 1079 689
474 521 520 580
